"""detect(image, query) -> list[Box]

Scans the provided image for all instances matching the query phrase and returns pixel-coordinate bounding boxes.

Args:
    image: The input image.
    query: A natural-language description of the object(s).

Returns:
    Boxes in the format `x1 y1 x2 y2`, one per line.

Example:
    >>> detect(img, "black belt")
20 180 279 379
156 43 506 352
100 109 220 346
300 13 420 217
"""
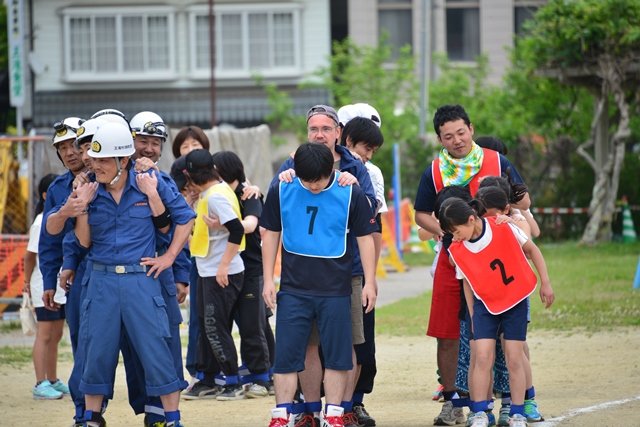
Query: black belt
92 263 147 274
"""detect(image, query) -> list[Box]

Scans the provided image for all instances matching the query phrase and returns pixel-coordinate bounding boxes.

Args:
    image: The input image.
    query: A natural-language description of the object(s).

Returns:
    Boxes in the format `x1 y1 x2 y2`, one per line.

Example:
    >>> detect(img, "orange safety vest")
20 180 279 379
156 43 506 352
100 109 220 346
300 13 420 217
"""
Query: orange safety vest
449 217 537 314
431 147 501 196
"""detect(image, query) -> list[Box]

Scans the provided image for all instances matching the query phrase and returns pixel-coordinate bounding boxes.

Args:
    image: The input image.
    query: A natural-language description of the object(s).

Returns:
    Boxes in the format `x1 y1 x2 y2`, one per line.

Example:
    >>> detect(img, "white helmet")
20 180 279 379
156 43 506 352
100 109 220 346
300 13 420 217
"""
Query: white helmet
130 111 168 140
89 122 136 158
75 117 107 148
91 108 130 128
52 117 84 146
337 103 382 128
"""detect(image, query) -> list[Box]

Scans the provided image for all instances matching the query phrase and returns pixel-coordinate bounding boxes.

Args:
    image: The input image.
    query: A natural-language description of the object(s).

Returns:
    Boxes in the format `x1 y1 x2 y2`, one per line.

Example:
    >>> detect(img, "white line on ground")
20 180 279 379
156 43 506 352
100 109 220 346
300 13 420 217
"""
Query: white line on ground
536 395 640 426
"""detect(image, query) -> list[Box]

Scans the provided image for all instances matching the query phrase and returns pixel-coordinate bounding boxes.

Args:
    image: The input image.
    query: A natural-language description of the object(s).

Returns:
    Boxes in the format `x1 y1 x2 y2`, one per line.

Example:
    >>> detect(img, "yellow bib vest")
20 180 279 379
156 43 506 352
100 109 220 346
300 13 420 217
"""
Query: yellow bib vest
190 181 245 257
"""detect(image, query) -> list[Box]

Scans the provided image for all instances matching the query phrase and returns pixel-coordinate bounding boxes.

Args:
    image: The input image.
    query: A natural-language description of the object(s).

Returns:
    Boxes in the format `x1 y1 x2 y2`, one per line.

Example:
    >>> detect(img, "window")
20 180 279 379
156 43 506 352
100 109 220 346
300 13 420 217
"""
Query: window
63 7 175 81
378 0 413 59
514 1 544 37
189 4 301 79
445 0 480 62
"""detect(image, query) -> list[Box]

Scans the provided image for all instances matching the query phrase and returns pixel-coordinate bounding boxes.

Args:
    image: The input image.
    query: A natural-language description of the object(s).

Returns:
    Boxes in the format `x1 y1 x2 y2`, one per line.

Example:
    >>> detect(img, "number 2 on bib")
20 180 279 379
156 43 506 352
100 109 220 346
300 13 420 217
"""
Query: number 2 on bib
490 258 515 285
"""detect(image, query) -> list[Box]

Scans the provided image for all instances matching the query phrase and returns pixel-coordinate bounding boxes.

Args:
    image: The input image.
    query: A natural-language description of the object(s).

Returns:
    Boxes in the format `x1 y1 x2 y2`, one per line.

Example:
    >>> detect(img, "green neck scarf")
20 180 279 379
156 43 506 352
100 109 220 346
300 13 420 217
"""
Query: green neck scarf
438 142 484 187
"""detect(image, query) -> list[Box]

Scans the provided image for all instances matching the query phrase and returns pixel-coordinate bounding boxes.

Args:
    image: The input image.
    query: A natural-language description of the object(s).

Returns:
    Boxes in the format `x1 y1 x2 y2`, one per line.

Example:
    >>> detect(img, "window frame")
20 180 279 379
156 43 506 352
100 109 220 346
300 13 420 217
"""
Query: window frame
187 3 303 80
444 0 481 63
62 6 177 82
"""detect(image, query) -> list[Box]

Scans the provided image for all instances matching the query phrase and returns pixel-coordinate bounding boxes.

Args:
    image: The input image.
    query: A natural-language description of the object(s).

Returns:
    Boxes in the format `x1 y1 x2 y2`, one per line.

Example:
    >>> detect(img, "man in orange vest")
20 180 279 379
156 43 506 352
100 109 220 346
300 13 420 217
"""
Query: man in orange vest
413 104 527 426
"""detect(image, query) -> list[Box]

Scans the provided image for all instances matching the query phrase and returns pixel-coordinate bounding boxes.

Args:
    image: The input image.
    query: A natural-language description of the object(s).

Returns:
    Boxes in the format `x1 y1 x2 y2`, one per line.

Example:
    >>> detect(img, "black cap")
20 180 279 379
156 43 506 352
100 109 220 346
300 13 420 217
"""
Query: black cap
170 156 188 192
186 149 213 174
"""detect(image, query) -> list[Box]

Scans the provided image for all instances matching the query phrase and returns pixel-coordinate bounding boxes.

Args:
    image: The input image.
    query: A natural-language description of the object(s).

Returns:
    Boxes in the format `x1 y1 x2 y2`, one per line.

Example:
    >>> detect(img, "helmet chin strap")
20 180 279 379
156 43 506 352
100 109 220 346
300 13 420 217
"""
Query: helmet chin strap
109 157 123 186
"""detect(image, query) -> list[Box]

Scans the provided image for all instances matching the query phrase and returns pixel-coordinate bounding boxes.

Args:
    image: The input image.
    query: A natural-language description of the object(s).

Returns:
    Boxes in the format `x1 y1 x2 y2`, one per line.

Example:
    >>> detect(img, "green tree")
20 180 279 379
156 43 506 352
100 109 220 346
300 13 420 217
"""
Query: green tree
518 0 640 244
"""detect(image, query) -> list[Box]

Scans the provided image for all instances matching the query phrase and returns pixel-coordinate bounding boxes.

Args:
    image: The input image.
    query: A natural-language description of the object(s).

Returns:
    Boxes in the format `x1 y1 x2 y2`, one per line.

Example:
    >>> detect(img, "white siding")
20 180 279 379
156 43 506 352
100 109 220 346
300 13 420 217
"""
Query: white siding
32 0 330 91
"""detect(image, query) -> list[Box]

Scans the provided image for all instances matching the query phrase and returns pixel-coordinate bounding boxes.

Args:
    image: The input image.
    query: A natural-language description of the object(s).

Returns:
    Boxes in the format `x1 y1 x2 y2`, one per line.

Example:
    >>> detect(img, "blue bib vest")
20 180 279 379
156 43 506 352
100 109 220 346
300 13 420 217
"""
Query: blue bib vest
280 172 352 258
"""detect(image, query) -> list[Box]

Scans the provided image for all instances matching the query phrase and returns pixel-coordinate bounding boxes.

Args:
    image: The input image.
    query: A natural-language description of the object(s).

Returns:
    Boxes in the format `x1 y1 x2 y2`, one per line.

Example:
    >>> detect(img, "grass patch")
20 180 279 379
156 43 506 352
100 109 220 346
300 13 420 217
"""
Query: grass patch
0 321 21 333
377 241 640 335
0 346 32 366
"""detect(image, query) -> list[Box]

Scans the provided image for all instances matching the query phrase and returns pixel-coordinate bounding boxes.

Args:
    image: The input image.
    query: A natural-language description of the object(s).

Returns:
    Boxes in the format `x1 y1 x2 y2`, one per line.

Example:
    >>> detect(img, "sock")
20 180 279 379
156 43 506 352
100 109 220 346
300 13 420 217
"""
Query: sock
352 392 364 405
451 396 470 408
225 375 239 385
165 410 180 423
525 386 536 400
510 404 525 416
501 392 511 406
469 400 490 413
35 380 44 387
276 402 294 415
305 401 322 415
341 400 353 412
442 390 458 401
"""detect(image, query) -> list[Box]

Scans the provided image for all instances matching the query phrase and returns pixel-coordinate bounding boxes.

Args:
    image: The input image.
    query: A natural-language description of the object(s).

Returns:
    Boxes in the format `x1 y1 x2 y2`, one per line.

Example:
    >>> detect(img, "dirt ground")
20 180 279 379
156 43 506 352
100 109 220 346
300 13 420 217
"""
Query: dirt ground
2 328 639 427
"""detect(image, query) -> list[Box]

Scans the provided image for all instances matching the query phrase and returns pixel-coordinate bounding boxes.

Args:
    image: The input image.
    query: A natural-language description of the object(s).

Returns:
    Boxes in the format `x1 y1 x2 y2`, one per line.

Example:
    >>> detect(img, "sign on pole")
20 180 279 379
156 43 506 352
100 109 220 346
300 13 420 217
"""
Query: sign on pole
7 0 25 108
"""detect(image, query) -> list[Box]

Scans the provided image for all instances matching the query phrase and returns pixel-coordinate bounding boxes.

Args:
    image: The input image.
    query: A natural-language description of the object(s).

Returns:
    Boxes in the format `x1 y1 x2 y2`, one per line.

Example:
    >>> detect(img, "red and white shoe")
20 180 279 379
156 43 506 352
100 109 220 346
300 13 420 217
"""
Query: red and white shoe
320 405 345 427
269 408 294 427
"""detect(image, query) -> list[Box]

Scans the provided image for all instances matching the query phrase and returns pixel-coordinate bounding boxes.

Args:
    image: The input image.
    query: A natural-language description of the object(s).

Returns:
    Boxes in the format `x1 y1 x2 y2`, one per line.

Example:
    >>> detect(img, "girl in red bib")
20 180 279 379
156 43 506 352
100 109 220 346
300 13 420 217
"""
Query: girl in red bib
438 197 554 427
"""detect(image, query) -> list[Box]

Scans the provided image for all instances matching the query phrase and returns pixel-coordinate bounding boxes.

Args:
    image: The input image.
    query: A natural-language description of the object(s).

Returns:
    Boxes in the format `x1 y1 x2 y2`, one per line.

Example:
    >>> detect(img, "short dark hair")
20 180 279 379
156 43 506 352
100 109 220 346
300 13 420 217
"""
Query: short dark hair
434 185 472 219
475 136 508 155
438 197 483 234
172 126 210 159
433 105 471 137
340 117 384 149
185 149 220 185
294 143 333 182
475 186 509 212
36 173 58 215
211 151 246 184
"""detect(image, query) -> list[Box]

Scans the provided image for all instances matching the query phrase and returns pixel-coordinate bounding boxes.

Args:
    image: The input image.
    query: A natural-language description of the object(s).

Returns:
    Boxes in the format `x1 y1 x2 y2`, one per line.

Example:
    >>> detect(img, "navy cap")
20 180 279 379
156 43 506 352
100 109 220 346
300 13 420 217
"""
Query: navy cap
185 149 214 174
170 156 188 191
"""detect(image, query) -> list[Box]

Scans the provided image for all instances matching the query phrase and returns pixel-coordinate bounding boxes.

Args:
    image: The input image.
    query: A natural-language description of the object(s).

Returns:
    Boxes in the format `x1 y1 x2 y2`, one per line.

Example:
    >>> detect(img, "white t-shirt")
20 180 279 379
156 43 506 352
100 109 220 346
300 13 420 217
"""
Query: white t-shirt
365 161 388 214
194 185 245 278
27 213 67 307
454 218 528 280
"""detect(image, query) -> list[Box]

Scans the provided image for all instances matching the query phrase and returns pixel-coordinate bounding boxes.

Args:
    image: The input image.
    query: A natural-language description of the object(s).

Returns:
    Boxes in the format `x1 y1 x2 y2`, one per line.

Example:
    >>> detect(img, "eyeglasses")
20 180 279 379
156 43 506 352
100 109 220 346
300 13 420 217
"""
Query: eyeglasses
307 126 337 135
133 121 167 138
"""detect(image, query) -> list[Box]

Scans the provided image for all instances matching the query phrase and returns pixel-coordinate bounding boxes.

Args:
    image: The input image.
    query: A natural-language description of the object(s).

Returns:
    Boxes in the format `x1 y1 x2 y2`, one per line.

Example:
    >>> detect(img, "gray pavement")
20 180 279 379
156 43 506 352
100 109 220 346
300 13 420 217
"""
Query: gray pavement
376 265 433 307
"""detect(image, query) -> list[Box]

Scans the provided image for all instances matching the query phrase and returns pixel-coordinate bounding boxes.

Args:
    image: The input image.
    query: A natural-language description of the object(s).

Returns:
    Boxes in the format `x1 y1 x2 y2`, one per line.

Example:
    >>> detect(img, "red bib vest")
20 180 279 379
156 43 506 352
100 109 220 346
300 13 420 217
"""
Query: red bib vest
432 147 501 196
449 217 537 314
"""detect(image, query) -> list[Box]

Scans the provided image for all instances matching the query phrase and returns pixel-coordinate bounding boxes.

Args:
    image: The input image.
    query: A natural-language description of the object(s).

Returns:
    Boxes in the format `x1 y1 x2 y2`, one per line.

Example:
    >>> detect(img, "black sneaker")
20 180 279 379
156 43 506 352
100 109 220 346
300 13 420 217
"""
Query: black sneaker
182 382 221 400
353 403 376 426
215 384 245 401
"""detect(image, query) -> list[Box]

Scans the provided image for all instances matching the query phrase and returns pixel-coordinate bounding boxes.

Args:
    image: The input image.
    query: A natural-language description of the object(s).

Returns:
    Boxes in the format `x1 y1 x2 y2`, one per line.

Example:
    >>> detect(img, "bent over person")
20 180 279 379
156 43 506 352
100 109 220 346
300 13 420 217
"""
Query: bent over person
73 122 195 427
262 143 377 427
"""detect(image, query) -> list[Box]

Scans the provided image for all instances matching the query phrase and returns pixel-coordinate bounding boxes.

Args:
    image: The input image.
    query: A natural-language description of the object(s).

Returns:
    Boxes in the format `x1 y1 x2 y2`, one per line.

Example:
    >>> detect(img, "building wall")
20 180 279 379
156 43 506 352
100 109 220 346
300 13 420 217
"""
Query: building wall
347 0 545 84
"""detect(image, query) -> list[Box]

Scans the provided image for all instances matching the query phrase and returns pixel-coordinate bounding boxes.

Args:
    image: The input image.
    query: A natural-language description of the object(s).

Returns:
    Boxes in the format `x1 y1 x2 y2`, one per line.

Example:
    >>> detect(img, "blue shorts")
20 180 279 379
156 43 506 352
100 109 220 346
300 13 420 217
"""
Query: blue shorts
35 306 65 322
274 291 352 373
472 298 528 341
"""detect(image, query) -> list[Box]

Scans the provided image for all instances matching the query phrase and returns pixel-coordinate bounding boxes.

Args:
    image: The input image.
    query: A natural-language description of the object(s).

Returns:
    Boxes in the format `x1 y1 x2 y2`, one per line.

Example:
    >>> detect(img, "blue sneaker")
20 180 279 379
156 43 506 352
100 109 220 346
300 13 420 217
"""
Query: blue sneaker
50 379 70 394
523 399 543 422
32 380 63 400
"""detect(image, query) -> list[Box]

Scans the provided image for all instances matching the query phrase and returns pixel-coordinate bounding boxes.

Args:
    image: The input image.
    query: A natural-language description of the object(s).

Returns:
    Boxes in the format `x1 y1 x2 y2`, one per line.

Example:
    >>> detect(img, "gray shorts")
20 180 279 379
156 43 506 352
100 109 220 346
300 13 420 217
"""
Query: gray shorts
308 276 365 346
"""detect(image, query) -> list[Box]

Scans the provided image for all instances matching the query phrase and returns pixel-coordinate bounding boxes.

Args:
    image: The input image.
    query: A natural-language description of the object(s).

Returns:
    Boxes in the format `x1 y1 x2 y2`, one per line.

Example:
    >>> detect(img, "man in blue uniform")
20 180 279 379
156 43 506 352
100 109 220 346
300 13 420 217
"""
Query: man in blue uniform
73 122 194 427
262 143 377 427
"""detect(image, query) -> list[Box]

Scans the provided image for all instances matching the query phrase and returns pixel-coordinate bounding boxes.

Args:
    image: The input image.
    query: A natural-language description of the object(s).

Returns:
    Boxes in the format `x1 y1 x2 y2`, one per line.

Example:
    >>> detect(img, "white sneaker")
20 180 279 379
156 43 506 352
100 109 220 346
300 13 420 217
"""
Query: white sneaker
435 400 466 425
469 411 489 427
245 382 269 398
321 405 344 427
508 414 528 427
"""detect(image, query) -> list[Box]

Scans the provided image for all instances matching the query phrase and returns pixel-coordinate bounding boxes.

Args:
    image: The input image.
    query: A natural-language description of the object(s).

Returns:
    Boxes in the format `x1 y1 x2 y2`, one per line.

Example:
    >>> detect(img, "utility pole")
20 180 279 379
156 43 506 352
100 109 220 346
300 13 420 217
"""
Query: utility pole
418 0 431 140
208 0 216 127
